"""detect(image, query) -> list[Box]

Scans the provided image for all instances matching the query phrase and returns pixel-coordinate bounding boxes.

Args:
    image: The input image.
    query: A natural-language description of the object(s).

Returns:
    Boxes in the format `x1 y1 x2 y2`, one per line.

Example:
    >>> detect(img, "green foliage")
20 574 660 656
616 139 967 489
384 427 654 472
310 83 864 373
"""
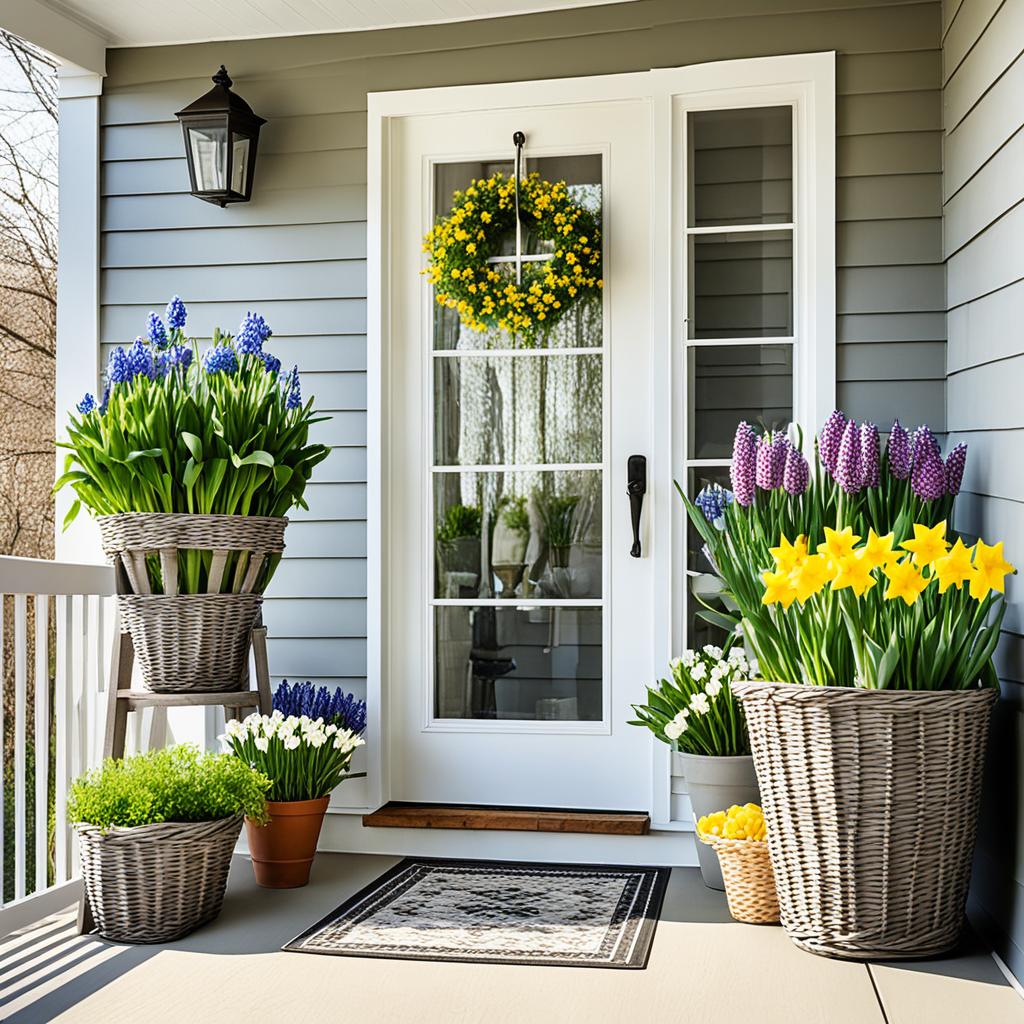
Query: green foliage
67 745 271 831
436 503 482 543
499 496 530 534
535 492 580 548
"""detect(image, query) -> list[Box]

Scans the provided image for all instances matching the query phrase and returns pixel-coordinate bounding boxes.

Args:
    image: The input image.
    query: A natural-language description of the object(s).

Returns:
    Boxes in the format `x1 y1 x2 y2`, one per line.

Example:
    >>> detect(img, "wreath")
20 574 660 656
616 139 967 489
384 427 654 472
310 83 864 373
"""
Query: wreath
423 171 602 344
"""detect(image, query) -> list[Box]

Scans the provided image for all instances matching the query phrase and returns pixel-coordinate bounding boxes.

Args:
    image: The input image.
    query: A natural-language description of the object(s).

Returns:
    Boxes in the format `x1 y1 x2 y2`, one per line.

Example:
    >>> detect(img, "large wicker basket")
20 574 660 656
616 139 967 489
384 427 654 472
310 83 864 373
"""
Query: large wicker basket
77 814 243 943
733 681 997 959
699 832 779 924
97 513 287 693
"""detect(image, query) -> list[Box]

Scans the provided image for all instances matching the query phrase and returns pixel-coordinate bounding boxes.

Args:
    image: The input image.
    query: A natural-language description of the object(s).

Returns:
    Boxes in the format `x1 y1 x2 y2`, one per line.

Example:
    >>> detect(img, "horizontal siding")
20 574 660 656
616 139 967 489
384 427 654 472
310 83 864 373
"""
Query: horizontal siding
943 0 1024 983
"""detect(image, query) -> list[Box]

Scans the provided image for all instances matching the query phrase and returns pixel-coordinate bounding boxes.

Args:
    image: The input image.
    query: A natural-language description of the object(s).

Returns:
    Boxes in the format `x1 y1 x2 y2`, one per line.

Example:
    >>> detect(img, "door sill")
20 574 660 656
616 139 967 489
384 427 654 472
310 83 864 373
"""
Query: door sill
362 802 650 836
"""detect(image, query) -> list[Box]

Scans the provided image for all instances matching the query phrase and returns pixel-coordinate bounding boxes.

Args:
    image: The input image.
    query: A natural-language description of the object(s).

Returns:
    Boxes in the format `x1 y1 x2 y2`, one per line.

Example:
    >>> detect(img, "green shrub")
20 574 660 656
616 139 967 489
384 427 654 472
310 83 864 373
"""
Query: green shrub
436 503 482 543
68 745 271 831
500 496 530 534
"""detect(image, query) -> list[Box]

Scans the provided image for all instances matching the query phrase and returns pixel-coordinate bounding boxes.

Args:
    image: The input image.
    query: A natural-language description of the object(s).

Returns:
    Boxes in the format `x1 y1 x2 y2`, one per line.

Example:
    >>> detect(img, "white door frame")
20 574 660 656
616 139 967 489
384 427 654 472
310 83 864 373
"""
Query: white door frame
365 52 835 824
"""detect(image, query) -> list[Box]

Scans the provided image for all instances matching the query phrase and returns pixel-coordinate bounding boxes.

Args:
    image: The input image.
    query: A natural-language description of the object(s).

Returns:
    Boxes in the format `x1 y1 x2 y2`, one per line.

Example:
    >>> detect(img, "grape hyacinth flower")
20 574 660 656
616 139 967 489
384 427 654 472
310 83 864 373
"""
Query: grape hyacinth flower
944 442 968 496
76 393 95 415
203 344 238 375
236 311 272 356
285 365 302 410
783 444 810 496
860 421 880 489
818 410 847 476
168 343 193 370
912 448 947 501
261 351 281 374
107 346 134 385
165 295 187 331
128 337 155 380
273 680 367 735
695 483 733 528
98 385 110 416
147 312 168 349
835 418 863 494
887 419 912 480
730 421 757 507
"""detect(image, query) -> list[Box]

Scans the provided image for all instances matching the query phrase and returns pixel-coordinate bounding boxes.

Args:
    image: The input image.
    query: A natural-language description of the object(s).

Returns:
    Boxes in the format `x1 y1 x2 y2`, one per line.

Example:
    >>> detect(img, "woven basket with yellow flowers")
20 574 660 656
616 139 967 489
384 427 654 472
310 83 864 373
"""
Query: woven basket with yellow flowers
697 803 779 924
422 171 602 345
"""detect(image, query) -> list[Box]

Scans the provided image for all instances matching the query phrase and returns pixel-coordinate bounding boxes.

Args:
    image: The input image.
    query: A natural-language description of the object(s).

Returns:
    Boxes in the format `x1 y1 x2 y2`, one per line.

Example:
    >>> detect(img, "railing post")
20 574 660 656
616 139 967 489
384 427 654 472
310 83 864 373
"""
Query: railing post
14 593 27 900
34 594 50 893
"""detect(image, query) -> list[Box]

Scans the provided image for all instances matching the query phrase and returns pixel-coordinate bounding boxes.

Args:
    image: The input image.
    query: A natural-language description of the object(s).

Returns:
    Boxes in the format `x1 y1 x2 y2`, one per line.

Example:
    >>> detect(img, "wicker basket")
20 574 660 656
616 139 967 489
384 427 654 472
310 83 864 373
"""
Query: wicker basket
733 681 997 959
97 513 287 693
699 833 779 924
77 814 243 943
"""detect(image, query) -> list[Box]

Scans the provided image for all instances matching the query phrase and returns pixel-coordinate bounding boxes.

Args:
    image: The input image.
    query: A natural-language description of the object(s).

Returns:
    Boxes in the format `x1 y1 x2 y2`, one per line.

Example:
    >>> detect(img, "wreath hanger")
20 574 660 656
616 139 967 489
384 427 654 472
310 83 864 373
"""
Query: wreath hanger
483 131 556 285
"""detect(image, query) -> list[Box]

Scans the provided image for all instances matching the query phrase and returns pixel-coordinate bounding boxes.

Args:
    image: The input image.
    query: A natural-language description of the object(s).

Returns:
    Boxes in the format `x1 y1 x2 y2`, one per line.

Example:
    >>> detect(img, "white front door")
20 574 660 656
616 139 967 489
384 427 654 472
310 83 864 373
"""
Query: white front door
385 99 655 810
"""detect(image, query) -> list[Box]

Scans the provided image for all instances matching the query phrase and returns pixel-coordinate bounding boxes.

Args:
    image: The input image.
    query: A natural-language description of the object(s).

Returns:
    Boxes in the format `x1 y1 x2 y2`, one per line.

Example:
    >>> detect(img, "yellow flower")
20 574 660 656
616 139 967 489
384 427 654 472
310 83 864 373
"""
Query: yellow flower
761 568 797 608
831 551 877 597
933 538 975 593
968 539 1016 598
860 529 898 570
480 211 491 223
466 242 477 255
790 554 834 603
817 526 860 565
900 521 949 566
769 534 807 573
883 559 930 605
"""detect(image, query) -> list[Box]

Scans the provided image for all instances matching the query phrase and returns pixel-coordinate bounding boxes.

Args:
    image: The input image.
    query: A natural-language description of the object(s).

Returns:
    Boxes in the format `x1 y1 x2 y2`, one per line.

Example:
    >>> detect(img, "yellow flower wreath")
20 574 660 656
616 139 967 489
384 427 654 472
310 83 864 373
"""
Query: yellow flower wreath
422 171 603 345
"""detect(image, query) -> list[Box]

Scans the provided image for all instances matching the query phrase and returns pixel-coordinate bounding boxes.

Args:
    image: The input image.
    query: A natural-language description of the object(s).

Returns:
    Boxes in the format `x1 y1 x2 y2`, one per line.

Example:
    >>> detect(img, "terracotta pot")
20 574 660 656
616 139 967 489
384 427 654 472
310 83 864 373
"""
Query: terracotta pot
245 796 329 888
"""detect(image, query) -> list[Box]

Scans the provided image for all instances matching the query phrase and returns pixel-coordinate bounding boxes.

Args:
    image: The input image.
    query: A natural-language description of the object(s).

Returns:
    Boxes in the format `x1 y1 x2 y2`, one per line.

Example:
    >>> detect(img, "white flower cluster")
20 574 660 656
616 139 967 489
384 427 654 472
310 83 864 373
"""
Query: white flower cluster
223 711 366 756
663 645 757 741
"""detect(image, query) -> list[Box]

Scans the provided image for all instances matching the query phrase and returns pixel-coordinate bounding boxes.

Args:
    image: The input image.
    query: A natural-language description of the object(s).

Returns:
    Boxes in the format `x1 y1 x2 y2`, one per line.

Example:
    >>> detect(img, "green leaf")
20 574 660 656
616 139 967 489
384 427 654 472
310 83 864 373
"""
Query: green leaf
62 499 82 531
125 448 164 462
235 450 275 469
181 431 204 462
182 458 203 490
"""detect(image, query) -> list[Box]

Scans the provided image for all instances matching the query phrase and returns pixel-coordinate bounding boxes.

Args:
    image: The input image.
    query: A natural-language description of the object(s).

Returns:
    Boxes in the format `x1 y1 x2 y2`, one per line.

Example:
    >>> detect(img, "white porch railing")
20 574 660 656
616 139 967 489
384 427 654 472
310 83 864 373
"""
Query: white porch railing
0 556 115 933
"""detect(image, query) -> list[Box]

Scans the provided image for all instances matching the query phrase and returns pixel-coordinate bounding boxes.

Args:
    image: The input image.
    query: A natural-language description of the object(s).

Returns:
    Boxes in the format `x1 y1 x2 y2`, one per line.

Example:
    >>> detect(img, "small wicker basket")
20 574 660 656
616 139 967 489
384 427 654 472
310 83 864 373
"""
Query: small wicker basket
77 815 243 943
698 832 780 924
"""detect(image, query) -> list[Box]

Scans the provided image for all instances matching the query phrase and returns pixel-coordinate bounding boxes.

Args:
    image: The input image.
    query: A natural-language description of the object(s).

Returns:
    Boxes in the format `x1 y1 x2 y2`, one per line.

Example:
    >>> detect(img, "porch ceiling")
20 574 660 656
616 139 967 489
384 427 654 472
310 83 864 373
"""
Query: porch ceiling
37 0 636 47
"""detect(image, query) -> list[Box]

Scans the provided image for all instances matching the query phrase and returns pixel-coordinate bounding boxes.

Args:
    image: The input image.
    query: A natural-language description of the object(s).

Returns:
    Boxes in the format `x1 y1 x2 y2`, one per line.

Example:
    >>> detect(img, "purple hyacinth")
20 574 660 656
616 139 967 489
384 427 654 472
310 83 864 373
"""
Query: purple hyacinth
755 434 778 490
285 365 302 410
236 311 272 356
203 344 238 375
772 431 789 484
912 449 947 501
860 422 880 489
818 410 847 476
165 295 187 331
273 680 367 735
730 421 757 507
261 351 281 375
835 419 863 495
783 444 810 496
147 313 168 349
76 393 95 415
887 419 912 480
945 442 968 496
128 337 155 380
912 424 941 468
107 346 133 385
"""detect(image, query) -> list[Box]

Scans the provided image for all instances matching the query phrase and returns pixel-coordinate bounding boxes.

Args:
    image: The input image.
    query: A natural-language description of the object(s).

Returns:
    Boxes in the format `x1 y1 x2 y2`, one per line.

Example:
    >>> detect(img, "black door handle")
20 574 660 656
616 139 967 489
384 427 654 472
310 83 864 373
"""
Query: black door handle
627 455 647 558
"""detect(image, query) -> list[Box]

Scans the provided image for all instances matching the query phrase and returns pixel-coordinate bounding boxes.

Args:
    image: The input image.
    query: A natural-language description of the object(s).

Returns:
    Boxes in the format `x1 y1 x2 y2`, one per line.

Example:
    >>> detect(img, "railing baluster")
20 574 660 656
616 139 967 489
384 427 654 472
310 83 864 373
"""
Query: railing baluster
34 594 49 894
54 594 71 884
14 593 27 900
0 593 5 903
71 595 86 787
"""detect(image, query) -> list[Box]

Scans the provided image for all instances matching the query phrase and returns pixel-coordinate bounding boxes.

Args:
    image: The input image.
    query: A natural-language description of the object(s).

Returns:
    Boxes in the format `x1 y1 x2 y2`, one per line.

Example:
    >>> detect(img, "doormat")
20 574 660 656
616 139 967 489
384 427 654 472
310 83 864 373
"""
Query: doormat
284 857 670 969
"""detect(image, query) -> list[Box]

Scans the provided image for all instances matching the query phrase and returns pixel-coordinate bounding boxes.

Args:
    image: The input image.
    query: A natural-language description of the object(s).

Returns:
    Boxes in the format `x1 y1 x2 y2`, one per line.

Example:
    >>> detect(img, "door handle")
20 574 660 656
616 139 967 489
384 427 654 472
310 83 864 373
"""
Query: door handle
627 455 647 558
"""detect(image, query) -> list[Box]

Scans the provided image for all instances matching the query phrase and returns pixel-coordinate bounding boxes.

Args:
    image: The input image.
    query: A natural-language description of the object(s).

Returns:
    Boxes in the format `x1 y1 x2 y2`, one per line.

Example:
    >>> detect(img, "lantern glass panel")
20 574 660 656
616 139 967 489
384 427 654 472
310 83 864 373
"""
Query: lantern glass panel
231 133 250 194
188 125 227 191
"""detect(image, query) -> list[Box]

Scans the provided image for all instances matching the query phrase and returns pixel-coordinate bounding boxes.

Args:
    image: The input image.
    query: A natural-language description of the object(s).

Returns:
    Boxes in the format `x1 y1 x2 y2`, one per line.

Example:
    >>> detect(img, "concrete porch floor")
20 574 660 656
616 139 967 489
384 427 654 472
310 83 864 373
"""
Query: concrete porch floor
2 853 1022 1024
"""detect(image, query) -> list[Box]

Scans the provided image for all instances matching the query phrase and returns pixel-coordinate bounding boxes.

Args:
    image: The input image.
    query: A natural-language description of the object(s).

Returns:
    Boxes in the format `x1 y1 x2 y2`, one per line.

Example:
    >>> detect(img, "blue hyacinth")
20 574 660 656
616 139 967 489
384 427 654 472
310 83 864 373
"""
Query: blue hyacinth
128 337 155 380
165 295 187 331
76 393 95 415
236 311 272 356
285 365 301 410
694 483 734 528
107 347 133 385
147 313 168 349
169 343 193 370
98 385 110 415
273 680 367 735
203 344 238 375
261 351 281 374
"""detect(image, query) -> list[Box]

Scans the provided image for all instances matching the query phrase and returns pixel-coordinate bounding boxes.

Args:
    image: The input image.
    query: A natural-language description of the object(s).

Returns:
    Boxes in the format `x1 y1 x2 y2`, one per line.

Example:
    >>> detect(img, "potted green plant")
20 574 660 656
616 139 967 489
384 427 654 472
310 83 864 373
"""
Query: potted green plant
629 645 758 890
54 298 330 693
683 412 1009 959
536 491 580 570
223 683 365 888
68 745 270 943
492 496 530 596
436 502 482 588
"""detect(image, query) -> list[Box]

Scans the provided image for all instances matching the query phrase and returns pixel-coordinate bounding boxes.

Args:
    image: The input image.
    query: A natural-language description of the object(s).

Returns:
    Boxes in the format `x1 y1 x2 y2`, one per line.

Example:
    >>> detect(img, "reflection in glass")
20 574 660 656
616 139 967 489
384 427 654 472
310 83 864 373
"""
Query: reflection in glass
188 126 227 191
689 231 793 339
435 605 602 721
689 106 792 227
434 354 602 466
688 345 793 459
686 467 734 651
434 470 601 600
231 134 250 194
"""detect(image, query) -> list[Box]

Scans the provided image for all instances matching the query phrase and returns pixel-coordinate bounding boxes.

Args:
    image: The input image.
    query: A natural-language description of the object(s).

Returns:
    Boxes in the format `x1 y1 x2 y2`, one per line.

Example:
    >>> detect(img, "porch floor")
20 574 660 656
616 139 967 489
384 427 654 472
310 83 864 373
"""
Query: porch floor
3 854 1021 1024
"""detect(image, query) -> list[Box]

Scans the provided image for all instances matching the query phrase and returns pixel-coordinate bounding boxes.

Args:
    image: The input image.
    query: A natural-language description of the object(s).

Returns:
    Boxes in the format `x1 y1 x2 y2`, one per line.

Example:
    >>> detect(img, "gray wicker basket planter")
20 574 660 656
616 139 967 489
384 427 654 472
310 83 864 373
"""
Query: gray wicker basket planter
76 814 243 943
733 681 997 960
97 513 287 694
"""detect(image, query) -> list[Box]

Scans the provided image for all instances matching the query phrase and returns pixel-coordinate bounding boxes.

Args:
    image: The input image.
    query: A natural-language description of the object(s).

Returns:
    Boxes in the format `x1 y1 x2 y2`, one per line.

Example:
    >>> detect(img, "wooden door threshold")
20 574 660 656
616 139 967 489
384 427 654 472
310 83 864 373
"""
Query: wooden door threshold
362 802 650 836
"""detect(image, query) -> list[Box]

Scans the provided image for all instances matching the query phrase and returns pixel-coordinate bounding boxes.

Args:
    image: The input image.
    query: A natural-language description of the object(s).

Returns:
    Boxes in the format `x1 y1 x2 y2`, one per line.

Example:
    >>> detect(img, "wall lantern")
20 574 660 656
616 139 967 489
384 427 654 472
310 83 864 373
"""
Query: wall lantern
175 66 266 207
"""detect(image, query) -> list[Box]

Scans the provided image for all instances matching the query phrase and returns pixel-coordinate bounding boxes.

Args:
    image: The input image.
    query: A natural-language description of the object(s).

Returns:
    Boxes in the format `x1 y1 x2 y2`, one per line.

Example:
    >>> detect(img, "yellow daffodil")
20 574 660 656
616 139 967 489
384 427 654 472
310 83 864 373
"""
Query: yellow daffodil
883 558 930 605
933 538 975 593
968 539 1016 599
790 553 834 603
831 551 877 597
769 534 808 573
817 526 860 565
860 529 899 570
900 521 949 566
761 568 797 607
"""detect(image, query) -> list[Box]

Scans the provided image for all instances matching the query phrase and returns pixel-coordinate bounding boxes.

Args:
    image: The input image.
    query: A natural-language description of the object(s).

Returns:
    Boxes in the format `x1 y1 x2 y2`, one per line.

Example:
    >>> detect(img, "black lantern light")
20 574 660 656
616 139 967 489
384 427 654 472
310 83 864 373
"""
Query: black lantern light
175 66 266 207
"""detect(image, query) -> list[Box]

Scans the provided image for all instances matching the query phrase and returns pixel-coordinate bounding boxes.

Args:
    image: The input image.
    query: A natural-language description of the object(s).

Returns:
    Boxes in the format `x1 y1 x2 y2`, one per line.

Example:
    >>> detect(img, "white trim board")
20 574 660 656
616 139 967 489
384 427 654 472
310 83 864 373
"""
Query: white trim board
362 51 837 832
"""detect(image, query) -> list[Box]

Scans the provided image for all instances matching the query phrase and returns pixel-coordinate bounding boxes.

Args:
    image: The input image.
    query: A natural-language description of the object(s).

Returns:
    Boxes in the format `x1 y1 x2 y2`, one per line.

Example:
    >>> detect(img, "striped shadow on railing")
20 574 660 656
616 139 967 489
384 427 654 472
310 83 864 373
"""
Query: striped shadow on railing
0 556 115 934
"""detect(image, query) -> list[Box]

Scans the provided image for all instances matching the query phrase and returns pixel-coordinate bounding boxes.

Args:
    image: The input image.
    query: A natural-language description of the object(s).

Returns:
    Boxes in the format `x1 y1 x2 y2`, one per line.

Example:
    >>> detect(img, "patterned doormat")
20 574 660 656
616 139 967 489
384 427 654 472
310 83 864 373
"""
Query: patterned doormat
284 857 670 969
